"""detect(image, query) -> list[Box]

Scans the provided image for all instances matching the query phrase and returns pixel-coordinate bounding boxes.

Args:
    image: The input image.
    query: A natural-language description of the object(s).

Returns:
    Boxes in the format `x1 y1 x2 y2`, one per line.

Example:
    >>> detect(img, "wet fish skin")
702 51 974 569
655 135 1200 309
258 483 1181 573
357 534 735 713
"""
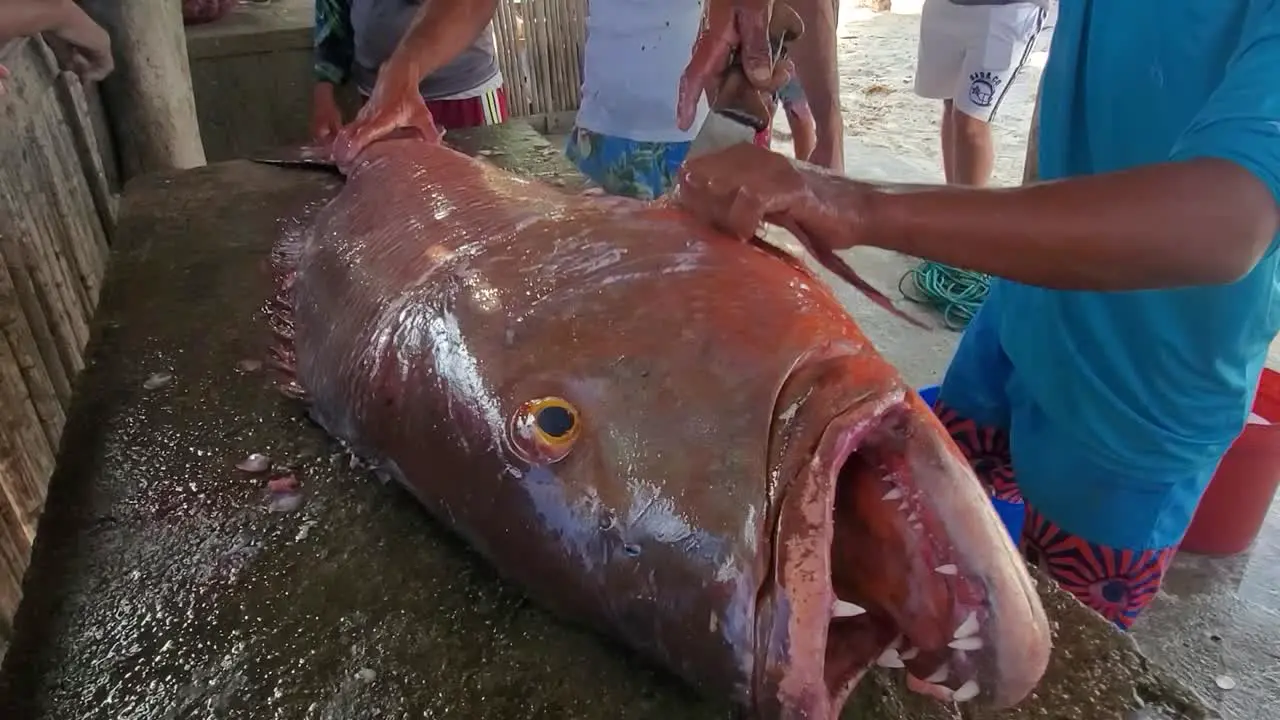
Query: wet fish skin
267 138 1050 717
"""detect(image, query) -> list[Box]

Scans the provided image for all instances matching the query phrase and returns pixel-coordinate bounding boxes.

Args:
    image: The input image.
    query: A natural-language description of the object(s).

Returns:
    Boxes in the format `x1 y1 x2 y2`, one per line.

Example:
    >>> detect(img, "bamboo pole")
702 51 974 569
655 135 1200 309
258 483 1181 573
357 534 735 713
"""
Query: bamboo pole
0 470 29 641
81 0 206 180
0 256 65 450
0 231 73 405
527 0 553 115
492 3 527 115
546 0 569 110
0 330 54 542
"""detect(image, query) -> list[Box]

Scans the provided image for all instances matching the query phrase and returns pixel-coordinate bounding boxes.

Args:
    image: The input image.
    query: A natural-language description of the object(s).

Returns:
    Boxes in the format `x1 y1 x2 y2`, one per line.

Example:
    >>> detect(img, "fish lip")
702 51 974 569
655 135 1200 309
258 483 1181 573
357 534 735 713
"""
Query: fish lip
753 389 907 718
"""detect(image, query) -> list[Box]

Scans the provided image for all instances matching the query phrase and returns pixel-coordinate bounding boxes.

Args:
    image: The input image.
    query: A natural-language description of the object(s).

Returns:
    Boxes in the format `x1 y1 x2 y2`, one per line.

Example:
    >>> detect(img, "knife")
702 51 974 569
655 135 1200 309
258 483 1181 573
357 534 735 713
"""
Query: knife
685 6 804 161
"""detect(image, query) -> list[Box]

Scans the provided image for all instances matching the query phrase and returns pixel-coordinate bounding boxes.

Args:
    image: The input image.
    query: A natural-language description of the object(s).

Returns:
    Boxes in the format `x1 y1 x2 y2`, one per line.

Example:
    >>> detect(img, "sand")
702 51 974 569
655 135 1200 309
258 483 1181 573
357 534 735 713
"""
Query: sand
771 0 1052 187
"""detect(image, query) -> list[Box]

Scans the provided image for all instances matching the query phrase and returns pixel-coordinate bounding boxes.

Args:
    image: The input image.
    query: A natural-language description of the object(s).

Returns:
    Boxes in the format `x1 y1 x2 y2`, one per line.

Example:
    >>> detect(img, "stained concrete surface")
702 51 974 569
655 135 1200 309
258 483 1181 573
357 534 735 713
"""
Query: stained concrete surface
0 124 1221 719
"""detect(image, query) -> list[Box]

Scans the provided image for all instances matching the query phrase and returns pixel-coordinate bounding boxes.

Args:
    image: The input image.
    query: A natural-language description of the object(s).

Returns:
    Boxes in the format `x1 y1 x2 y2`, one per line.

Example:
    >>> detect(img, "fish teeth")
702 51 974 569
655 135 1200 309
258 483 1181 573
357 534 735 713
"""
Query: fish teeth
953 679 981 702
948 636 984 651
953 610 980 639
924 665 949 684
935 564 959 576
899 646 920 661
831 599 867 618
875 647 905 669
882 487 904 501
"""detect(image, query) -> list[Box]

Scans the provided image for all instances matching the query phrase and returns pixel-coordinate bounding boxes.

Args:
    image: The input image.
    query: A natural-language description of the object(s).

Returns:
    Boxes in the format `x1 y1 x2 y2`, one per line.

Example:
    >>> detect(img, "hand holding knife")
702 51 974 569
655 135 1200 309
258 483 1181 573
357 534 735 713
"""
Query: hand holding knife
684 4 806 159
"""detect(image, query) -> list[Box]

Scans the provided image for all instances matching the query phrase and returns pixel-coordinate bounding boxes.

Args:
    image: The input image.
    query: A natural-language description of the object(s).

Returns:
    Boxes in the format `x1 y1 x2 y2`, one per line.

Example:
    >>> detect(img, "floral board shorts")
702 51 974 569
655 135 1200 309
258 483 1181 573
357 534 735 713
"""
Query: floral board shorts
563 127 692 201
931 400 1179 630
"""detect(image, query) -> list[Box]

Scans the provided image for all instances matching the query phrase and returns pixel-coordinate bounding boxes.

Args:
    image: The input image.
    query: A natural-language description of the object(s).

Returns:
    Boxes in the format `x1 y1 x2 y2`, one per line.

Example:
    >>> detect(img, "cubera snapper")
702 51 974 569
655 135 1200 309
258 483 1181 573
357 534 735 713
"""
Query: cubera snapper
263 137 1050 718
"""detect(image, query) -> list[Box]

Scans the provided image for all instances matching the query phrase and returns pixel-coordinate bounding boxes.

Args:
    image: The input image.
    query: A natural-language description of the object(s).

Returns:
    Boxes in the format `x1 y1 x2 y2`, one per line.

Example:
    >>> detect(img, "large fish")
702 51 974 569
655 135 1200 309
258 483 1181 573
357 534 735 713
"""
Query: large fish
264 138 1050 719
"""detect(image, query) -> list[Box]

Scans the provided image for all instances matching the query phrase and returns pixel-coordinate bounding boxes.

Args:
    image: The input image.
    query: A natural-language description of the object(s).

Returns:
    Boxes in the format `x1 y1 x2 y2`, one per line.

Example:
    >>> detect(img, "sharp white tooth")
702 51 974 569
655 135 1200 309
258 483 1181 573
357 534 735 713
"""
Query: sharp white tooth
953 611 980 639
898 501 909 512
935 564 959 576
875 648 905 668
953 679 981 702
832 599 867 618
899 646 920 661
882 487 904 501
906 511 919 522
924 665 949 683
948 636 984 651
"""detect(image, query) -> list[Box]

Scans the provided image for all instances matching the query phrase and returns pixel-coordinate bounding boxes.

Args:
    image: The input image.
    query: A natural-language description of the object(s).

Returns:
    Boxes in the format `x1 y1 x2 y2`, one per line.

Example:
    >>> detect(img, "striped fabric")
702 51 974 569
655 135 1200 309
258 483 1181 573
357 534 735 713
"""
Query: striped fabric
426 86 510 130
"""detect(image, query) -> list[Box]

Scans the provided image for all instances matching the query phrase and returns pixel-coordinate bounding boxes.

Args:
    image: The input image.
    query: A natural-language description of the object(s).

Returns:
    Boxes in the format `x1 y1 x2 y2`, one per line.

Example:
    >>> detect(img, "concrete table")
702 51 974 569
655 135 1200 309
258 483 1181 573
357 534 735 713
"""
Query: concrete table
0 122 1211 720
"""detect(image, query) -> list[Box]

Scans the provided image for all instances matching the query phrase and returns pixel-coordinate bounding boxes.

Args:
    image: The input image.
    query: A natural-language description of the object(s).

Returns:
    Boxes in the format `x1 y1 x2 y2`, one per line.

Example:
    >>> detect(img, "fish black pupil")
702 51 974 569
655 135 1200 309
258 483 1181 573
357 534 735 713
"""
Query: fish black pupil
535 405 574 438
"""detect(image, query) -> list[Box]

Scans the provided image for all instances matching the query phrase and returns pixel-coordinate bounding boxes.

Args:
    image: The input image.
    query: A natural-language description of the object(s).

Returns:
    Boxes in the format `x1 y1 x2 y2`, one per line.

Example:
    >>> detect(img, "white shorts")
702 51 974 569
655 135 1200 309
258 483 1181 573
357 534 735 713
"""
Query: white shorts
914 0 1045 122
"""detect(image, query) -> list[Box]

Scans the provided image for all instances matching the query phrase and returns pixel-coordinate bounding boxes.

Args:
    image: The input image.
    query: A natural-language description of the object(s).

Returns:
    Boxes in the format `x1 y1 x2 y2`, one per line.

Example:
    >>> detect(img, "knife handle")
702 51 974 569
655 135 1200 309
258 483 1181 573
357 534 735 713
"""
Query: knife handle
709 4 805 132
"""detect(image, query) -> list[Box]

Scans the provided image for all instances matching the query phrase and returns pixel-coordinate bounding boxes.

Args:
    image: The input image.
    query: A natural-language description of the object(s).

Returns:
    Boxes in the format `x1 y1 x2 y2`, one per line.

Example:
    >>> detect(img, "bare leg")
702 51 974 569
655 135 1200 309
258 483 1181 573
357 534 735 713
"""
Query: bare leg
950 108 995 187
940 100 955 184
786 104 817 162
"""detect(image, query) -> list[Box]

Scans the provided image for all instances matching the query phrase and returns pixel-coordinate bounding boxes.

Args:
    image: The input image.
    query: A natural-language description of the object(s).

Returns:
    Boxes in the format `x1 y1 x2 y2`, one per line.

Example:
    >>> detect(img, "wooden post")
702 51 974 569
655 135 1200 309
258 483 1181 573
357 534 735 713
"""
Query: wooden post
81 0 206 181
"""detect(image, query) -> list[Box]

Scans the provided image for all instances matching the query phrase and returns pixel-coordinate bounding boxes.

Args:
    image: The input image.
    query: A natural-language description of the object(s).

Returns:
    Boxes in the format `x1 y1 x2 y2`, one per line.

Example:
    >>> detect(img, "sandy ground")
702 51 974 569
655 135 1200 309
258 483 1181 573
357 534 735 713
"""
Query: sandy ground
768 0 1050 186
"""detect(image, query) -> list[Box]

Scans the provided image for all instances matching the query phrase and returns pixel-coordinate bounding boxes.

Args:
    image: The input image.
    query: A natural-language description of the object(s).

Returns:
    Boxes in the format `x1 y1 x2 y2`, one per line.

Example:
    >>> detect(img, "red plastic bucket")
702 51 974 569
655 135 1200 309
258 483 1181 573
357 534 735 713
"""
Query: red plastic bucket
1180 368 1280 556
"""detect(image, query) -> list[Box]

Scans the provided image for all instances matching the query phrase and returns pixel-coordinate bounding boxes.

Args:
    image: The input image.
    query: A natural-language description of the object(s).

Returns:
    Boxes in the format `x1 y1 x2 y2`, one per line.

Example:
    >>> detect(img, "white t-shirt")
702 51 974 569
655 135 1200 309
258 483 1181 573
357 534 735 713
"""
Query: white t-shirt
574 0 710 143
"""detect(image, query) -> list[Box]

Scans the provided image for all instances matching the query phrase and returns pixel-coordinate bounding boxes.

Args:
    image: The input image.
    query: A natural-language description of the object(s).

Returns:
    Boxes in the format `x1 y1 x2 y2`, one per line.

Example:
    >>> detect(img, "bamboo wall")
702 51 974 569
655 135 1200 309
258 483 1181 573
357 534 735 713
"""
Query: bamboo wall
492 0 587 122
0 37 114 640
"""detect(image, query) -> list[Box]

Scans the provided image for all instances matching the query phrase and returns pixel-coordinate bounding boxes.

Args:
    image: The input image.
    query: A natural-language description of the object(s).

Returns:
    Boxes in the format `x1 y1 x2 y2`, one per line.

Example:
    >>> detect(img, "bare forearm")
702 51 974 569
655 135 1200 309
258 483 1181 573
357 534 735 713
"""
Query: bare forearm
818 158 1279 290
385 0 500 87
0 0 73 42
787 0 841 168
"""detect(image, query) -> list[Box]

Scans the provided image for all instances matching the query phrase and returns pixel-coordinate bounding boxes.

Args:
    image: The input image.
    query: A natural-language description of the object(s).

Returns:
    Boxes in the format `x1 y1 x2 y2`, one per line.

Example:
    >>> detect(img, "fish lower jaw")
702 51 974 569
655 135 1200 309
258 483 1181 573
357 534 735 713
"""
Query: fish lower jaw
767 399 1008 718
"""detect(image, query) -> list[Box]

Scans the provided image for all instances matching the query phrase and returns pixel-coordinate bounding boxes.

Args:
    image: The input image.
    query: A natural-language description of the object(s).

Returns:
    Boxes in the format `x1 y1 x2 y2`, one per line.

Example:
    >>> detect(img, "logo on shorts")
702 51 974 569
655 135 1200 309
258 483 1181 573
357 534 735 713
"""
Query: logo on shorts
968 71 1002 108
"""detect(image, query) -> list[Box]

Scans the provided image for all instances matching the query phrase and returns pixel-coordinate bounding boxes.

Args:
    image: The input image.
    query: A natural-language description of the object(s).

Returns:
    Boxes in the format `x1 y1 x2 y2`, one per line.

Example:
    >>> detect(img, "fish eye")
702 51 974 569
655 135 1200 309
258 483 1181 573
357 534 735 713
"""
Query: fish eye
509 397 581 464
535 403 576 439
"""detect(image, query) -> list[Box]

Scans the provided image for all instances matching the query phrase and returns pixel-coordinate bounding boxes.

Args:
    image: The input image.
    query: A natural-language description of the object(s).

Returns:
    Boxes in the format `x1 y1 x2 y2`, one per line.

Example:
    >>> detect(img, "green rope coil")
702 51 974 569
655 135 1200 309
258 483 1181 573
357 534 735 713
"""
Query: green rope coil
899 261 991 331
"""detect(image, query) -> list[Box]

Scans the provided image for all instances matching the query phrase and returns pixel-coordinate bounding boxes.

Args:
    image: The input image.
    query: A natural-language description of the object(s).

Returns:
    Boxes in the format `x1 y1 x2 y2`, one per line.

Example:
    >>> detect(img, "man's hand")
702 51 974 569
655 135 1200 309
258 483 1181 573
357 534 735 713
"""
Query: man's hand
0 64 9 95
678 0 791 131
674 142 825 240
330 63 441 169
311 83 345 142
46 3 113 82
673 142 924 326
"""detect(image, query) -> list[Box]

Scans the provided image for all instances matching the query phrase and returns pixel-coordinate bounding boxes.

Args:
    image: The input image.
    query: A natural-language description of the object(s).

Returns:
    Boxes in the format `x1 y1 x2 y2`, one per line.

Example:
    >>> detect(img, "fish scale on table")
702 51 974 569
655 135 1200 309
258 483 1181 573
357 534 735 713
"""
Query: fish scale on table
256 137 1051 719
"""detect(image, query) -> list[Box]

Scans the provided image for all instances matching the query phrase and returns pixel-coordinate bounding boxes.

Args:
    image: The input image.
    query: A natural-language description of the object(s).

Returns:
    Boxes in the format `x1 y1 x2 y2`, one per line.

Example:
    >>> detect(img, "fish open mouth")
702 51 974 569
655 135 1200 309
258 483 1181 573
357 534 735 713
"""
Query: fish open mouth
757 385 1046 717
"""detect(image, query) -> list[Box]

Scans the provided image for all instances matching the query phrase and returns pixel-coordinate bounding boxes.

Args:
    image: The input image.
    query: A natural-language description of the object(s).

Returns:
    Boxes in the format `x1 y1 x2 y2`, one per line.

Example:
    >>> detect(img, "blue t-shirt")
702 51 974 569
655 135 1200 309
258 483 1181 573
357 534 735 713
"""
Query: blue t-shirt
992 0 1280 549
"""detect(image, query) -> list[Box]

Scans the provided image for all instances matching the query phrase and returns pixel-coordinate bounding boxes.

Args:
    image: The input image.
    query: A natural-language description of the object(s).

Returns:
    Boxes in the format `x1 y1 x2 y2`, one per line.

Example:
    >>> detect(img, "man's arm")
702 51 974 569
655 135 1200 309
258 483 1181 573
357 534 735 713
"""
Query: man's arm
314 0 355 86
329 0 501 164
786 0 842 171
0 0 76 42
678 14 1280 292
859 159 1276 290
860 10 1280 291
377 0 500 94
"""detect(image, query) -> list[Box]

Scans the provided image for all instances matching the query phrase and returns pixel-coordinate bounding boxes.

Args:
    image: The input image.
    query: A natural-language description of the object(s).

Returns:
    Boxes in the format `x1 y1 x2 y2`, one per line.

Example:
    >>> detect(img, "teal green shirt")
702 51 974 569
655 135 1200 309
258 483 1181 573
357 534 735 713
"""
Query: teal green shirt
994 0 1280 549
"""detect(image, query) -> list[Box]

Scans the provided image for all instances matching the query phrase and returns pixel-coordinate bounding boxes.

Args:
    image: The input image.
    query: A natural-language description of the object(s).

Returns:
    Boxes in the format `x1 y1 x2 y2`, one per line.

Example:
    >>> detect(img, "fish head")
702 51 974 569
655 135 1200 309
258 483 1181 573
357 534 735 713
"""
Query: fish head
482 209 1047 716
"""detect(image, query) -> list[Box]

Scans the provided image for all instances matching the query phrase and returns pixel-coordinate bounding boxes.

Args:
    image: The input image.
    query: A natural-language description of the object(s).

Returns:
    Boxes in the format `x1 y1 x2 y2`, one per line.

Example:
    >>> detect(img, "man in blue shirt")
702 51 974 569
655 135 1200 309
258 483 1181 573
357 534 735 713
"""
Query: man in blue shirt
674 0 1280 633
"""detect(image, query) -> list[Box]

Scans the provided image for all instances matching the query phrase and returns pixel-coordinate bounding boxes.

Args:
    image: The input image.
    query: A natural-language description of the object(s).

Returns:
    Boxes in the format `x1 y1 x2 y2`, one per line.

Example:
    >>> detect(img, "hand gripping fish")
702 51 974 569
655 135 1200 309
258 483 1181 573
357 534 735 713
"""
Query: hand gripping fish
262 138 1050 718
